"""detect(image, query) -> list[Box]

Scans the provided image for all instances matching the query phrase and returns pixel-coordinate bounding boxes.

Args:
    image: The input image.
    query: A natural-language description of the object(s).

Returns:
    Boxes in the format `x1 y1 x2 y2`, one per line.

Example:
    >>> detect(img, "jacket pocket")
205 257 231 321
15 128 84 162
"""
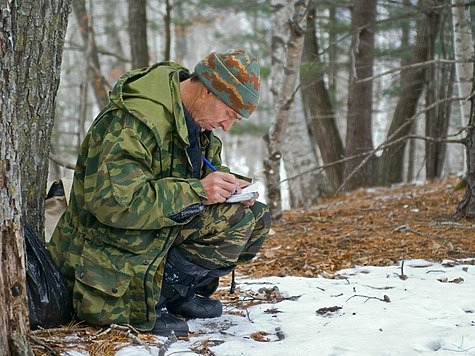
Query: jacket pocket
74 256 133 326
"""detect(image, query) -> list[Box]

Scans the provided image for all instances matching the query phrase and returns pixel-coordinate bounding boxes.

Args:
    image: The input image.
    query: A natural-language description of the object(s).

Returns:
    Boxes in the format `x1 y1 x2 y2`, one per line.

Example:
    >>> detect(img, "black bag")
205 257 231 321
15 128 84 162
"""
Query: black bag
25 222 73 329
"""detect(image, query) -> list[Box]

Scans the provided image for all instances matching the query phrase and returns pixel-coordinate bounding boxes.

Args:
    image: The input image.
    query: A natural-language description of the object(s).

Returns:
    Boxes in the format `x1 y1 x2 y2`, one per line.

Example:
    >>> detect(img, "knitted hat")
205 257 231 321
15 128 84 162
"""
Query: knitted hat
194 49 260 118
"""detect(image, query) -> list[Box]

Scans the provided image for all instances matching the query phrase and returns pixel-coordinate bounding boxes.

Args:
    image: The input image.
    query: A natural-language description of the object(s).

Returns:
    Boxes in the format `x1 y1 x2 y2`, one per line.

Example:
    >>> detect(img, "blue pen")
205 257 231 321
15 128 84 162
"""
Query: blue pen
202 156 217 172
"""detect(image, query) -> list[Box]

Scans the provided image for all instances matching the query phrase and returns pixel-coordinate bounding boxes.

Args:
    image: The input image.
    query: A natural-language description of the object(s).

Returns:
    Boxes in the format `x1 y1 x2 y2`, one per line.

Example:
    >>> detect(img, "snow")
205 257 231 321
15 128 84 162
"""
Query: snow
107 259 475 356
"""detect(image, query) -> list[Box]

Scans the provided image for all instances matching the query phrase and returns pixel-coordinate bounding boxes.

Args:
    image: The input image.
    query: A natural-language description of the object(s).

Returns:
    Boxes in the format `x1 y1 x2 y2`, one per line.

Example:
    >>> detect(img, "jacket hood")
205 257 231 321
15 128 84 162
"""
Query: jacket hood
109 62 191 144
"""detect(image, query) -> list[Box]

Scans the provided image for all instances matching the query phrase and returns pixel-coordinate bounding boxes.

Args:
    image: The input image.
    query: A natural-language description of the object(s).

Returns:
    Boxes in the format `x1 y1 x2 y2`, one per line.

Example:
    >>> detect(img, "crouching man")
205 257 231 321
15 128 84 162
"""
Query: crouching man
48 49 271 337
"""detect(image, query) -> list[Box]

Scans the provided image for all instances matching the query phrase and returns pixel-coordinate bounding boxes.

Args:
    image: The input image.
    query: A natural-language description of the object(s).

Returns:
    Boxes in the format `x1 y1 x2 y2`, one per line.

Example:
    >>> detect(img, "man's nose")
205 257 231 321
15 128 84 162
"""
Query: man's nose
221 118 235 131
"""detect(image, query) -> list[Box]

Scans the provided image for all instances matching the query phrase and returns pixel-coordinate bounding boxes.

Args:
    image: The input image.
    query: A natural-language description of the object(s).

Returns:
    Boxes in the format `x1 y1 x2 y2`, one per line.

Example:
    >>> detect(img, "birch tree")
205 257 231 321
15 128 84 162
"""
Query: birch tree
265 0 308 219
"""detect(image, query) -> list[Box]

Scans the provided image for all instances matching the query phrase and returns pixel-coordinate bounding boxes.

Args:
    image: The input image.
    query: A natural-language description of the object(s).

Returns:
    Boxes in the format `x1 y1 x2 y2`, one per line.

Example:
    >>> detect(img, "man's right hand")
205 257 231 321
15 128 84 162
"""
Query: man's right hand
200 172 239 205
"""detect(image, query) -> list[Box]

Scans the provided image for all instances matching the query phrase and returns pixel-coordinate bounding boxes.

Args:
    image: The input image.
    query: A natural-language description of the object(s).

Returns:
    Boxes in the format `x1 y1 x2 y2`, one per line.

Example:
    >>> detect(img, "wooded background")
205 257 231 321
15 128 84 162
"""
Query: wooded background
1 0 474 354
51 0 475 219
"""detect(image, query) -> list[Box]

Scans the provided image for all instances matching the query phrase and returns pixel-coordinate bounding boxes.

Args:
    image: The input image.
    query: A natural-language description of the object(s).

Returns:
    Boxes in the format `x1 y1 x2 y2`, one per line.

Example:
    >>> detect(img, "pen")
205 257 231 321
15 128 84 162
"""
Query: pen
202 156 217 172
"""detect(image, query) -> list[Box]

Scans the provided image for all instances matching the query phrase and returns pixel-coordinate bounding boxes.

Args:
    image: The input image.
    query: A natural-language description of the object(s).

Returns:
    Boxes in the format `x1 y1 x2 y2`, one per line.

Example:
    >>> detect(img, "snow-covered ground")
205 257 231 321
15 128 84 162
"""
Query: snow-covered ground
108 259 475 356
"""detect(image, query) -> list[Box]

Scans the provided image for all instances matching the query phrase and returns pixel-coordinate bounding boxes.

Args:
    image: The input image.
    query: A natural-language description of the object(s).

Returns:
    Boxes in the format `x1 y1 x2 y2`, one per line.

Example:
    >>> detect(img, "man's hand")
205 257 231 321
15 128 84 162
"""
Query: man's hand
201 172 239 205
236 179 258 207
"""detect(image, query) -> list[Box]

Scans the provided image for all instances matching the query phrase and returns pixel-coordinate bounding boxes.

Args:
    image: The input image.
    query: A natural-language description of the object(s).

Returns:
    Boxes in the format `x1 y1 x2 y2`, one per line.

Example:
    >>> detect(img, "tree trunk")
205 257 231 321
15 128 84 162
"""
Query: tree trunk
72 0 109 108
0 1 71 353
265 0 308 219
129 0 150 68
301 3 344 191
174 1 188 65
380 0 441 185
425 60 454 179
163 0 172 61
271 0 324 209
343 0 376 190
454 62 475 219
104 0 127 72
451 0 474 127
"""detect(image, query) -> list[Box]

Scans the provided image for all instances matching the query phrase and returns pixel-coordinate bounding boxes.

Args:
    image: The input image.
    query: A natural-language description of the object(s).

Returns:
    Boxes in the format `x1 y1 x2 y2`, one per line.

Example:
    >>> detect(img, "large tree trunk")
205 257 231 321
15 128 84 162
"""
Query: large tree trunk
129 0 150 68
266 0 292 215
380 0 441 185
454 62 475 219
301 3 344 192
343 0 376 190
279 0 326 209
265 0 308 219
0 1 71 353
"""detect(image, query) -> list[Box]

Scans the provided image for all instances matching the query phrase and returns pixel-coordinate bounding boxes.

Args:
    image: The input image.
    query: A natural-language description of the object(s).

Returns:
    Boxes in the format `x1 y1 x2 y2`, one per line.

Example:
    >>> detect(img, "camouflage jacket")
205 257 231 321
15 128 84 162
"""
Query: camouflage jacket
48 62 230 331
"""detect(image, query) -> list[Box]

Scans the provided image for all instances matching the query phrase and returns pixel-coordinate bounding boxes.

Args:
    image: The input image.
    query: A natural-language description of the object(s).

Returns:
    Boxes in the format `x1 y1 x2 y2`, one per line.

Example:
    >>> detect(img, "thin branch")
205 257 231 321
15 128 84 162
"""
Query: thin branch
275 96 468 192
346 294 391 303
356 58 473 84
49 152 75 170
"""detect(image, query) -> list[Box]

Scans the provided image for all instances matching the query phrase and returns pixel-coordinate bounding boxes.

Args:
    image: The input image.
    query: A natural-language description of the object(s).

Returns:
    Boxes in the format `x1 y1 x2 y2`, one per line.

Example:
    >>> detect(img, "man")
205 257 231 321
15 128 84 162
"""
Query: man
48 49 271 337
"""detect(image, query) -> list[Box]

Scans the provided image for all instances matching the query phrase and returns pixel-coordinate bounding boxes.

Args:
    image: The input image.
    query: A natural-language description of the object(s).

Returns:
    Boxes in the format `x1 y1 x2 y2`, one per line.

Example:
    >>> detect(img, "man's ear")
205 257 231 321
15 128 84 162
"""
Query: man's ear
200 85 212 98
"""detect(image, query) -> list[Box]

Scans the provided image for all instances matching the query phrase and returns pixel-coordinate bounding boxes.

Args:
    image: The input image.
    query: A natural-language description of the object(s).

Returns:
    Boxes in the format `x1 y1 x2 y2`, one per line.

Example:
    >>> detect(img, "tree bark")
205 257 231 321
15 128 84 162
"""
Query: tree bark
380 0 441 185
343 0 376 190
425 60 454 179
129 0 150 68
163 0 172 61
0 1 71 353
301 3 344 191
454 62 475 219
451 0 474 126
265 0 308 219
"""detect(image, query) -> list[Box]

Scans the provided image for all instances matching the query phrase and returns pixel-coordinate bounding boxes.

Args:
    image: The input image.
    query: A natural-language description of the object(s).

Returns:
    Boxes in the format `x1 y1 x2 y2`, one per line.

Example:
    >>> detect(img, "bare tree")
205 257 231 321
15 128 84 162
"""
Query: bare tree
265 0 308 219
451 0 474 127
0 1 71 354
301 2 344 192
455 63 475 219
344 0 377 190
425 59 454 179
129 0 150 68
380 0 442 185
72 0 109 108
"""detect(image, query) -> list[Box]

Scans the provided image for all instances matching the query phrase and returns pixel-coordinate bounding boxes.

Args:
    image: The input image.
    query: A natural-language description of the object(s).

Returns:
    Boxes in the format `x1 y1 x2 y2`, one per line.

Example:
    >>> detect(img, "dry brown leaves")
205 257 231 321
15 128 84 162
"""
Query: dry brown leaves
239 176 475 279
30 322 164 356
30 176 475 354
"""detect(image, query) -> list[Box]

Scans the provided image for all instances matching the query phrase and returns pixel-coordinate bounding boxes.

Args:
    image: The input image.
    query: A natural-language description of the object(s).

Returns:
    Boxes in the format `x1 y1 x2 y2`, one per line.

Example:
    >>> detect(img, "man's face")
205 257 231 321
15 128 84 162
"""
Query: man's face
193 90 242 132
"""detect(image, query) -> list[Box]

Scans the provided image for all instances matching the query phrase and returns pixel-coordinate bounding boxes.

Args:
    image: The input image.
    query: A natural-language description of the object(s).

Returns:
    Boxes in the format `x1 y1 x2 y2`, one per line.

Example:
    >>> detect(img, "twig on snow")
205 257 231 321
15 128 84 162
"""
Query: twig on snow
346 294 391 303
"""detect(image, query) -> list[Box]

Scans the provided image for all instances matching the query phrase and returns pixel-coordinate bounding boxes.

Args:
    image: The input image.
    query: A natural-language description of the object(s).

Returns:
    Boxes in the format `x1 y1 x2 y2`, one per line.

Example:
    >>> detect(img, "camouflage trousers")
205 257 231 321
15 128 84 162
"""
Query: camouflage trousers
173 201 271 270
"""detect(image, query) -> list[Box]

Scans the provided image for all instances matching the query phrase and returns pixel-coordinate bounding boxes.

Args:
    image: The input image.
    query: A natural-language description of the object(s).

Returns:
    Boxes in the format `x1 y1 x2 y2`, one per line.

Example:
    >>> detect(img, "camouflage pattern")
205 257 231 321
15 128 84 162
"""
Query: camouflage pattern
194 49 260 118
48 61 270 332
174 201 271 269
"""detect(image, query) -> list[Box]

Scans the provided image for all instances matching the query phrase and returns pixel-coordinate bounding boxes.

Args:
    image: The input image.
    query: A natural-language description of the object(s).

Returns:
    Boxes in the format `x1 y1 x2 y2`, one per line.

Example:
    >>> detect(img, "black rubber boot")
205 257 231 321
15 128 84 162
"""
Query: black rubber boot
167 293 222 319
160 248 228 319
151 305 189 337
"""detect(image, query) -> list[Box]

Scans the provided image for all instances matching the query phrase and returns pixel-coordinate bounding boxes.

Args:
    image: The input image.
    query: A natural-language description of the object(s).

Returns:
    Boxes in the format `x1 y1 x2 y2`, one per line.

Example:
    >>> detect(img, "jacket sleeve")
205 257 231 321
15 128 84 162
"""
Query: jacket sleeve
83 126 207 230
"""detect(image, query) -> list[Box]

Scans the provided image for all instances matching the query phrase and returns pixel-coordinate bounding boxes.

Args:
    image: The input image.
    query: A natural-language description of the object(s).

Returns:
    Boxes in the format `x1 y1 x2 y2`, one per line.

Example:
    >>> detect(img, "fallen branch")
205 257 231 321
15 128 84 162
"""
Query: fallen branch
346 294 391 303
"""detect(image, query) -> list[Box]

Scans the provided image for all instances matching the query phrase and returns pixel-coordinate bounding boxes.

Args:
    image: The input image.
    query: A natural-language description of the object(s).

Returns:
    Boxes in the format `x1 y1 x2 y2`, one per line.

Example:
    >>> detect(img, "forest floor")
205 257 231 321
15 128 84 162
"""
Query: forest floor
30 175 475 355
237 174 475 280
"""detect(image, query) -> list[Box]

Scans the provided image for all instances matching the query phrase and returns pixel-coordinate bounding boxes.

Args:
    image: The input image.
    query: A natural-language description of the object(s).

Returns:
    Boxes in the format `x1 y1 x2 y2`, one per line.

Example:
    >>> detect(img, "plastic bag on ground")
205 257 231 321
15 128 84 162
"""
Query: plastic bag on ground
25 221 73 329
